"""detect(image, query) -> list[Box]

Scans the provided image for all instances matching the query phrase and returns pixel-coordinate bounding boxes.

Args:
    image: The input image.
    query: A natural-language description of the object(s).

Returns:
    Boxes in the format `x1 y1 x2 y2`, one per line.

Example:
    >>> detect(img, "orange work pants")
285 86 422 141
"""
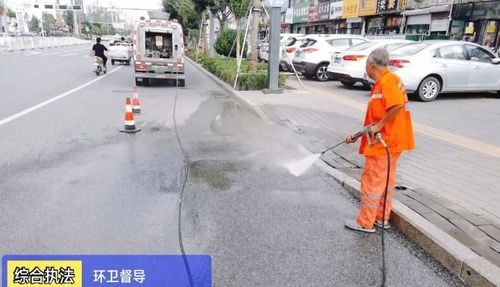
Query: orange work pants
356 153 400 229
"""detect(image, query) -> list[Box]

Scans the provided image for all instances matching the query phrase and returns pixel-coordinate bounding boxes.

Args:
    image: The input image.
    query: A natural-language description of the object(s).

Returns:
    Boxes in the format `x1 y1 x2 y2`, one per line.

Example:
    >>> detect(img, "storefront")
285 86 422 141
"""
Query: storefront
403 5 450 36
405 14 431 34
375 0 404 35
366 16 384 35
347 17 363 34
452 1 500 49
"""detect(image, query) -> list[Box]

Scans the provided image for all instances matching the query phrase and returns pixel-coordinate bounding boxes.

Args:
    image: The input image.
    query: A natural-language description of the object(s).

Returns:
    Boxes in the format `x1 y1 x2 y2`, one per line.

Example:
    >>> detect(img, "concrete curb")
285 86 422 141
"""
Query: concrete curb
187 57 500 287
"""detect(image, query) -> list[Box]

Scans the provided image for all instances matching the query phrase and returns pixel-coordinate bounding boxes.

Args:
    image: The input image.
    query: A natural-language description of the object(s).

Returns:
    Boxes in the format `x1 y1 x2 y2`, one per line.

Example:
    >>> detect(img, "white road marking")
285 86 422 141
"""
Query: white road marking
42 47 90 56
0 66 123 127
24 51 41 56
61 53 78 57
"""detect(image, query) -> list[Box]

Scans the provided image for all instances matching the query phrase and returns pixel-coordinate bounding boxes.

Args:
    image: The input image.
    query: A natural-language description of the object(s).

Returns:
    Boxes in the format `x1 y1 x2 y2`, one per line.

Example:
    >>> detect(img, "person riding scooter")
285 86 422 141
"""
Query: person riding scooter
91 37 108 70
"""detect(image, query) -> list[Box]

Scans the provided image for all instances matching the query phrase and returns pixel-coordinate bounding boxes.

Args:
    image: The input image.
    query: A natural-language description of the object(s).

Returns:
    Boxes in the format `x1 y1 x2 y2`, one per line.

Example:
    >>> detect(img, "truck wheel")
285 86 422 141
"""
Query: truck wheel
111 60 115 65
135 79 142 86
177 79 185 87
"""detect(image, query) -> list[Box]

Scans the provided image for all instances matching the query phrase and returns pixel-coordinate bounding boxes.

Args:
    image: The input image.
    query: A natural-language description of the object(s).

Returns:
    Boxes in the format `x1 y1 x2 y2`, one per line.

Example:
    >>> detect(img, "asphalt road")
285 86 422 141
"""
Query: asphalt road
0 46 466 286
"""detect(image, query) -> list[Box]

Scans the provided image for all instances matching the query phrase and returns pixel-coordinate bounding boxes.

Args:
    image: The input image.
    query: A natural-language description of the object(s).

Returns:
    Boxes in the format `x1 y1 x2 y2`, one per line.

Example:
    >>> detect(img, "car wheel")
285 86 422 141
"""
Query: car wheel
111 60 115 65
341 81 355 88
315 64 330 82
417 76 441 102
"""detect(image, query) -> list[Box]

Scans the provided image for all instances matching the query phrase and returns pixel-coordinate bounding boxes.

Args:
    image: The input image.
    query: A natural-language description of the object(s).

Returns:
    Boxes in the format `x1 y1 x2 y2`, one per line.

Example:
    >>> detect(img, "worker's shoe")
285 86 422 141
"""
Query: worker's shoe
374 220 391 230
344 219 375 233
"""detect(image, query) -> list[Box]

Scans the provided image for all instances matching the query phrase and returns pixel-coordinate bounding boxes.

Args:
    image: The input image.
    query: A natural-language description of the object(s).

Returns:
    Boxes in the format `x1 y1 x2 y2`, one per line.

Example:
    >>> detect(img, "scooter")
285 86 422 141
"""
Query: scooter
94 56 107 76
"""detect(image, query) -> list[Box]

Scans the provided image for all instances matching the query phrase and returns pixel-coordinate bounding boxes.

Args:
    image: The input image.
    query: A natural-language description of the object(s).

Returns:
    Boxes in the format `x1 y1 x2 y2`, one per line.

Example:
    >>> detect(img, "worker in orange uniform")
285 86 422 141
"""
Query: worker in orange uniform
344 48 415 233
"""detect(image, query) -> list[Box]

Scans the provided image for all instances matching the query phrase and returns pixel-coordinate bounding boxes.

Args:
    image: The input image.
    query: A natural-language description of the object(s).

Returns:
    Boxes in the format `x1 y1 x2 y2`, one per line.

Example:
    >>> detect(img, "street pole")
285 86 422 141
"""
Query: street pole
264 5 282 93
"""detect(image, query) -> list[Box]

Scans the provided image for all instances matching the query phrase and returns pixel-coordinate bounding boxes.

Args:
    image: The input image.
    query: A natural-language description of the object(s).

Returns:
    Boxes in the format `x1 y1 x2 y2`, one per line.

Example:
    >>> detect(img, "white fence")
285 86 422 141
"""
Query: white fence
0 37 92 52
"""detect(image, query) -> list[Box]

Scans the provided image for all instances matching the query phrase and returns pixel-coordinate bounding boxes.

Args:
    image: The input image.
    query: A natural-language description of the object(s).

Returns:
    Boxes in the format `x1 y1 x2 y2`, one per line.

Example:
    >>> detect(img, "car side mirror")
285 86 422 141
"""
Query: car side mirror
492 58 500 65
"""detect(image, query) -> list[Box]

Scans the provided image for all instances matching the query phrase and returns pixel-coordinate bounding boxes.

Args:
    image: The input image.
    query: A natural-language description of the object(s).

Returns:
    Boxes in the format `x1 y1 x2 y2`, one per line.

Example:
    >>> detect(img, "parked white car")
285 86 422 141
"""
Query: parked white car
389 40 500 101
279 36 307 72
293 34 368 81
327 39 413 87
259 33 304 63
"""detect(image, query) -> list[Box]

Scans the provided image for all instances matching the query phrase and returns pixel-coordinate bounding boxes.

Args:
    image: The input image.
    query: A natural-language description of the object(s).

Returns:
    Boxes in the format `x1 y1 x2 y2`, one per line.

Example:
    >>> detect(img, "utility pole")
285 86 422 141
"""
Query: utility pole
72 0 79 37
264 0 282 94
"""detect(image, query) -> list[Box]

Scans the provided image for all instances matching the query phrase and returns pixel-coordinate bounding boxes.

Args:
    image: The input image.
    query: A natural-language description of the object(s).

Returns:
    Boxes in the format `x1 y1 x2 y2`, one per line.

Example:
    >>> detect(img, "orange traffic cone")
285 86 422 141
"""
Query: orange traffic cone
120 98 141 133
132 87 141 114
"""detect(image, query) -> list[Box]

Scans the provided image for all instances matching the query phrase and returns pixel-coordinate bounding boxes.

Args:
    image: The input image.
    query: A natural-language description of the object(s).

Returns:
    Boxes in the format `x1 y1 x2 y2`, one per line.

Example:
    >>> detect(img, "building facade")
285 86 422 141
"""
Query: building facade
285 0 500 48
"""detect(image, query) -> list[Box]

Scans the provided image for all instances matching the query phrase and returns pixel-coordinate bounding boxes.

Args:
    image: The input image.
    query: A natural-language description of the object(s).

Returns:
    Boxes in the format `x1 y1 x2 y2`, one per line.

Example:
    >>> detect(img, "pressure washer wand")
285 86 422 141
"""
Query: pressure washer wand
320 124 375 155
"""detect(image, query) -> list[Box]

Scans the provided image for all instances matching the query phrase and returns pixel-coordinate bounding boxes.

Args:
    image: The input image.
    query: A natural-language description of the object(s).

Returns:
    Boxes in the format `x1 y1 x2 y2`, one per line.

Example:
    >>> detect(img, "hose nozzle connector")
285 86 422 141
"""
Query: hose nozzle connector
375 133 387 148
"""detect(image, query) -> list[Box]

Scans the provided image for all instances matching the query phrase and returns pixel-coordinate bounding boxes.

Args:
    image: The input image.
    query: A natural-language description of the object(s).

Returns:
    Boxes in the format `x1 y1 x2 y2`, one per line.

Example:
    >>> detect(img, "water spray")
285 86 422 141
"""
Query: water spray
286 124 375 177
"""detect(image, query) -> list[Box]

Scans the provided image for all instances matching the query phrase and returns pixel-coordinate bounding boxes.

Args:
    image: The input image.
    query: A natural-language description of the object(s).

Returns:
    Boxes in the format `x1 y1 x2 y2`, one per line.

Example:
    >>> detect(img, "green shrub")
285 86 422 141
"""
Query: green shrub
201 56 287 90
214 29 248 57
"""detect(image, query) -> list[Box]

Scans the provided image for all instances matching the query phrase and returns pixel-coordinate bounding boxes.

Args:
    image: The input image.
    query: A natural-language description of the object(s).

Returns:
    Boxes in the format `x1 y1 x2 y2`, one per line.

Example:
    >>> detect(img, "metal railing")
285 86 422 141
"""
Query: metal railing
0 37 92 52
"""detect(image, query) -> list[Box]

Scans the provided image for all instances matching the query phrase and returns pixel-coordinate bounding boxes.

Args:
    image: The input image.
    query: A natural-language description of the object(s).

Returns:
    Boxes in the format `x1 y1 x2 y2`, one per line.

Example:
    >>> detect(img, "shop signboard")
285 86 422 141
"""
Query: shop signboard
309 5 319 22
293 1 309 23
342 0 360 18
377 0 399 13
318 1 331 21
465 22 474 34
329 0 343 19
358 0 377 16
486 21 497 33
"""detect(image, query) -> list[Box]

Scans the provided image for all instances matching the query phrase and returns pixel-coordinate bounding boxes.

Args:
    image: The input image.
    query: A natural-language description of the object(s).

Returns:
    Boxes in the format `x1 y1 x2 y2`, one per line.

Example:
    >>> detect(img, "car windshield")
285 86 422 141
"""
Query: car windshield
345 41 377 51
391 42 430 56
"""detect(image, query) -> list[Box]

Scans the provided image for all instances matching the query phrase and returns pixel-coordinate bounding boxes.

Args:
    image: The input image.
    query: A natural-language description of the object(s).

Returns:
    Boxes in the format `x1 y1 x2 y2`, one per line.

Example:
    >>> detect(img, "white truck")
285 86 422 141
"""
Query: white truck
109 42 133 66
133 14 185 87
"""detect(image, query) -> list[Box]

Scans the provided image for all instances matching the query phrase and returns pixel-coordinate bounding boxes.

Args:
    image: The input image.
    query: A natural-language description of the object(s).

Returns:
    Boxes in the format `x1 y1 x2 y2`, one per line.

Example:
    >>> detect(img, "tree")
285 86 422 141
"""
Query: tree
248 0 260 72
6 8 16 20
91 24 101 36
208 0 231 32
162 0 201 37
29 16 41 34
63 11 74 33
42 12 56 35
228 0 252 63
195 4 210 56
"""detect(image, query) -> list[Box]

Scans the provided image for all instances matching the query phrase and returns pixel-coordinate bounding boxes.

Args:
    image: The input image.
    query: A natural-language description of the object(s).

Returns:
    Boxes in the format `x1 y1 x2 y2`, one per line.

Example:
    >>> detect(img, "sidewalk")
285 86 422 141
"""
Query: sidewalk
235 78 500 269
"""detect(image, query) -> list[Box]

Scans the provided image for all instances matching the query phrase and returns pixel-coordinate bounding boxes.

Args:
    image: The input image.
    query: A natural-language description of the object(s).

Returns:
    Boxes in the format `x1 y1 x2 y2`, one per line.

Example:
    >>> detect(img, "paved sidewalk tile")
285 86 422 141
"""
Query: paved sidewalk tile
236 85 500 268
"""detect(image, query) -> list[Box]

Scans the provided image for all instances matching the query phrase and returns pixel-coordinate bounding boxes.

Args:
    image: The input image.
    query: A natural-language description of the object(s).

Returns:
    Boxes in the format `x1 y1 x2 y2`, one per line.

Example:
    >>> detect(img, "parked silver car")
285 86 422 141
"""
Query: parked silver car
389 40 500 102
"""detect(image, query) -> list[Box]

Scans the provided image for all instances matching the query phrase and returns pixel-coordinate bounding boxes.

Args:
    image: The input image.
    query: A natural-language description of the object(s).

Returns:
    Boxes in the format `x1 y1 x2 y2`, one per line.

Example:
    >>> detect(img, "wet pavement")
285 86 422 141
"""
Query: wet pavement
0 48 466 286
